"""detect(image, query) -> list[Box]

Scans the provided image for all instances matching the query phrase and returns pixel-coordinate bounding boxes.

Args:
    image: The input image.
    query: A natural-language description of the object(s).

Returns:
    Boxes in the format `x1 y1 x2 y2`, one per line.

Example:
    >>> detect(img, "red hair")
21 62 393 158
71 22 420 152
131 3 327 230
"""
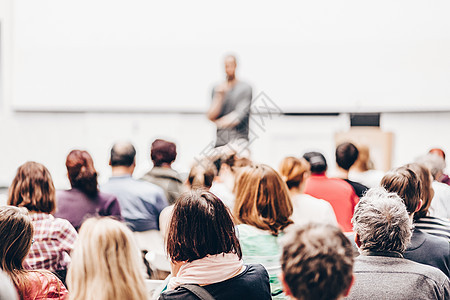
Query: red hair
66 150 98 196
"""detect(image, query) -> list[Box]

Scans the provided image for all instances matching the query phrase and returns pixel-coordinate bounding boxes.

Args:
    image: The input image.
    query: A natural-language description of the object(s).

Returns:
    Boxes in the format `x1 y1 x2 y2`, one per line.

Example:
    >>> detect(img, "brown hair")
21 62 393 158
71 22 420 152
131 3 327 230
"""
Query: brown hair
8 161 56 213
187 159 217 189
380 166 422 215
233 164 293 235
281 223 354 300
151 139 177 167
167 190 242 262
405 163 434 220
0 206 34 299
279 157 310 189
66 150 98 196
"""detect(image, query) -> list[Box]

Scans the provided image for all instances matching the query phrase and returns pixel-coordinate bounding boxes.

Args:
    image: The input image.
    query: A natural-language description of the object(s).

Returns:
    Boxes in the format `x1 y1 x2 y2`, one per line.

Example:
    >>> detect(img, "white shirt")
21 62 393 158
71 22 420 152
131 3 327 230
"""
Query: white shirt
290 193 338 226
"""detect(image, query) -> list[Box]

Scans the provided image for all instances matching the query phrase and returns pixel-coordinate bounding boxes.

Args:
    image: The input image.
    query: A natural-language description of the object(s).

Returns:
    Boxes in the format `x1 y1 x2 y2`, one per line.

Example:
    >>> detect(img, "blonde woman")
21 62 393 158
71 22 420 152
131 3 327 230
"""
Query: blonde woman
279 157 337 226
67 218 147 300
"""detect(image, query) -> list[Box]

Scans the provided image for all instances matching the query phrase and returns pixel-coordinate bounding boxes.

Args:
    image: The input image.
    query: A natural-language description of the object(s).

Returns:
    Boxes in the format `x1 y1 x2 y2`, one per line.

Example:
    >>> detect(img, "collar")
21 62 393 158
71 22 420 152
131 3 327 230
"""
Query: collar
361 250 403 258
29 212 54 221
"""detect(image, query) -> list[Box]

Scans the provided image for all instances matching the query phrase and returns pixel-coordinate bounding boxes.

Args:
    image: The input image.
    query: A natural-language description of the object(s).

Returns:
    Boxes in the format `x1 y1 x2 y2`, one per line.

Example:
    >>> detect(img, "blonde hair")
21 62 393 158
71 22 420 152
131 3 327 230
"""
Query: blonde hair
278 157 310 189
233 164 293 235
67 218 147 300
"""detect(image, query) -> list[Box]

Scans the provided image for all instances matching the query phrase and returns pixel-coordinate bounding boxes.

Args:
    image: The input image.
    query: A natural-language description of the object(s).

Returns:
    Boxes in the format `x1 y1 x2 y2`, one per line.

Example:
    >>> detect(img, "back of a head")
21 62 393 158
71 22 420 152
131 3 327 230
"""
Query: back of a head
0 206 33 299
68 217 146 300
352 145 372 171
429 148 446 160
352 187 412 253
8 161 56 213
66 150 98 196
151 139 177 167
234 164 293 235
303 152 327 174
380 166 421 214
281 223 354 300
336 142 359 171
167 190 241 262
404 163 434 219
279 157 310 190
416 153 446 180
110 142 136 167
187 159 217 190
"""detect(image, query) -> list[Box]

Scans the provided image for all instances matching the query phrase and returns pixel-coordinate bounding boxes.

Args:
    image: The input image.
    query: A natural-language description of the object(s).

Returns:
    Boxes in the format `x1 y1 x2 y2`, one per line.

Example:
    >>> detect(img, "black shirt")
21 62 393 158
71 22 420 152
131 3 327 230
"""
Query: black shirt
344 179 369 198
159 264 271 300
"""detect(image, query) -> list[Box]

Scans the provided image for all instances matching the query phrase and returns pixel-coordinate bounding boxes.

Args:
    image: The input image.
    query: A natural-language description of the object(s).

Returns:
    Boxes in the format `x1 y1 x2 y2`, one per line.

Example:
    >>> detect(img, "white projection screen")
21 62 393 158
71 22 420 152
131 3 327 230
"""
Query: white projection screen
11 0 450 113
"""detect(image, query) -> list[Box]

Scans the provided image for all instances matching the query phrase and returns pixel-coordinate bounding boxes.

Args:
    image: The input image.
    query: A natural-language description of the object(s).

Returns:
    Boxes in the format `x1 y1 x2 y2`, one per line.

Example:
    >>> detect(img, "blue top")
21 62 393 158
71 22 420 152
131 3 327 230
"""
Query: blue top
101 175 168 232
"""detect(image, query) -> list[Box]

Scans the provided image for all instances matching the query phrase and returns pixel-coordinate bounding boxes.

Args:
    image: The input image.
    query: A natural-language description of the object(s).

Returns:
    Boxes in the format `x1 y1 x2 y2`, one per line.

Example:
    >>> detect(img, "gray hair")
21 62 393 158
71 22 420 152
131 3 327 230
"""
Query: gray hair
352 187 412 253
415 153 446 179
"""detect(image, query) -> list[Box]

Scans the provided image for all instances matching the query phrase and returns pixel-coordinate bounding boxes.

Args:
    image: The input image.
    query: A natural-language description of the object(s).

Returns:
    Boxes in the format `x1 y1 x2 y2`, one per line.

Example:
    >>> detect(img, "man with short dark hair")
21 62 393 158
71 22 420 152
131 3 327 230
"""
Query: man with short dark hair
102 142 168 253
335 142 368 197
303 151 359 232
381 166 450 277
280 223 354 300
141 139 184 205
347 187 449 300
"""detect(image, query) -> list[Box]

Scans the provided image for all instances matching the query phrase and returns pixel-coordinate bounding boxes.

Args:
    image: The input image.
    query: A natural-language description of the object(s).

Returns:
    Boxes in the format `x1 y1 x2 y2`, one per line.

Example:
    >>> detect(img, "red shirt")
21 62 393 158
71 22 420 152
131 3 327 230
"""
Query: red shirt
25 271 68 300
304 173 359 232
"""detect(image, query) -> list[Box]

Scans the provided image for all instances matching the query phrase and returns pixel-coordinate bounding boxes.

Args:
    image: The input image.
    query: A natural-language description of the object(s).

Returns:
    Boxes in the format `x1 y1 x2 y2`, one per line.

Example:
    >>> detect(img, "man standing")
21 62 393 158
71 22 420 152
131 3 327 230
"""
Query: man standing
101 142 168 253
207 55 252 148
348 187 449 300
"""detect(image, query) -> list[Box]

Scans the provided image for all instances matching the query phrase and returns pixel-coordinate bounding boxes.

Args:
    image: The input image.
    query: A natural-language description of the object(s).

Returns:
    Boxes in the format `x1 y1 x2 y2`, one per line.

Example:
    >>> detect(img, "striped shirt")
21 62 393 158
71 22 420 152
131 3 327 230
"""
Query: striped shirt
415 216 450 241
24 212 77 272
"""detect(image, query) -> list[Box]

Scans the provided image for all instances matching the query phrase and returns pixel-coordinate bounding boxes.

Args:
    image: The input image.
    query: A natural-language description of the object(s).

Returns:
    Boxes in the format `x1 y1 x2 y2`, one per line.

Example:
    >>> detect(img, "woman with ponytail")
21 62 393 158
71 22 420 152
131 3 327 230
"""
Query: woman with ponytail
55 150 122 231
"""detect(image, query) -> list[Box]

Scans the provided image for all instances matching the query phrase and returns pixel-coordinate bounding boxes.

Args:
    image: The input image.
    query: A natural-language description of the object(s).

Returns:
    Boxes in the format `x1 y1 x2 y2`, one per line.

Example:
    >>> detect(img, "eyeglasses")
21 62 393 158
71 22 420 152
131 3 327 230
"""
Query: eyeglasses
31 239 35 244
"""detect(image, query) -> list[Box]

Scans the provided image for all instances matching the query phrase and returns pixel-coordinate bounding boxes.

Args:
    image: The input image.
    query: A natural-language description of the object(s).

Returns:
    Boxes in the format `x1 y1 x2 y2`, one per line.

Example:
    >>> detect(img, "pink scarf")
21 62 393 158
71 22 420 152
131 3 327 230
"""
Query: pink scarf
167 253 244 290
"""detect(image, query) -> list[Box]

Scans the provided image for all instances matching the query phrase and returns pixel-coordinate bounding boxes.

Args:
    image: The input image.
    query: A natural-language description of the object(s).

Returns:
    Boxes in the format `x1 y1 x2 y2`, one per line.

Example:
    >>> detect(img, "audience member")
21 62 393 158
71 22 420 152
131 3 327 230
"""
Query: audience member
347 187 449 300
280 223 354 300
233 164 293 299
67 217 147 300
335 142 369 197
141 139 185 205
210 152 252 210
8 161 77 284
303 152 359 232
348 144 384 188
159 190 271 300
0 206 68 299
429 148 450 185
55 149 122 231
278 156 337 226
101 142 168 254
416 153 450 219
381 166 450 277
407 163 450 241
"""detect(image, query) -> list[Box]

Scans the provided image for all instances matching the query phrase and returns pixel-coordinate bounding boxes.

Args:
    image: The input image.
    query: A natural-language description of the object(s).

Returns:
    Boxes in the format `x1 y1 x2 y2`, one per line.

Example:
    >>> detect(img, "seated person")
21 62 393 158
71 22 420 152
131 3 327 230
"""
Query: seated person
55 149 122 231
303 152 359 232
278 156 337 226
335 142 369 197
8 161 78 284
67 217 148 300
381 166 450 277
280 223 354 300
348 144 385 188
347 187 449 299
159 190 271 300
429 148 450 185
0 206 68 299
141 139 185 205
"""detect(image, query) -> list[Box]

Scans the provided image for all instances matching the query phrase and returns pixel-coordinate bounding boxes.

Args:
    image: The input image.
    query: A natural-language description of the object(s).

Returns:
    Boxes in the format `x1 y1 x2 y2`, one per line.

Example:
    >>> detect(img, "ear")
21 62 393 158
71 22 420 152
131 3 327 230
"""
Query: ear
415 199 423 213
279 273 293 297
354 233 361 248
343 275 355 297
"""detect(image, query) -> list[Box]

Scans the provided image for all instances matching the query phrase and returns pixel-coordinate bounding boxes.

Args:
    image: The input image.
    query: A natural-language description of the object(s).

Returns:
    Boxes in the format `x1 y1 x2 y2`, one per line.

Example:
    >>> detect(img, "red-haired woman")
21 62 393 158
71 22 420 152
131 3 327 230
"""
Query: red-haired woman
55 150 122 231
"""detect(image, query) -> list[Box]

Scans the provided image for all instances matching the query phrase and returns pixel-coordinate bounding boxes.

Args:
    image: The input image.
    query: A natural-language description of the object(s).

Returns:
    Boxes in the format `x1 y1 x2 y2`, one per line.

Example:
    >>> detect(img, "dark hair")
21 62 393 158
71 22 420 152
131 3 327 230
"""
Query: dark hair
336 142 359 171
381 166 422 214
405 163 434 220
0 206 34 299
110 142 136 167
8 161 56 213
151 139 177 167
66 150 98 196
166 190 242 262
303 152 327 174
281 223 354 300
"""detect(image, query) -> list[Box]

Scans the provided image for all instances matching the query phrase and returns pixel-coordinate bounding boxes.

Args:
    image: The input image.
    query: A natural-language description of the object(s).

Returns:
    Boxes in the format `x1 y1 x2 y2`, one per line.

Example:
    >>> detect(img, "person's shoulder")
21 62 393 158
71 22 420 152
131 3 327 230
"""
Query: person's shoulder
97 191 119 203
158 287 201 300
27 271 68 299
